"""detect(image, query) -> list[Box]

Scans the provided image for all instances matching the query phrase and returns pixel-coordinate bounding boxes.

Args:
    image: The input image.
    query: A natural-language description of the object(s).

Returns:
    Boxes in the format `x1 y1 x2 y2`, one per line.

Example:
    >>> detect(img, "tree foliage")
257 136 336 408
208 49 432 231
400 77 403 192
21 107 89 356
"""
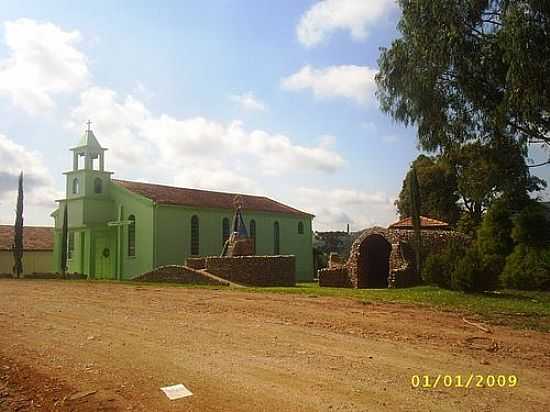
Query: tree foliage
409 165 423 276
376 0 550 154
477 199 514 257
13 172 23 278
396 155 460 224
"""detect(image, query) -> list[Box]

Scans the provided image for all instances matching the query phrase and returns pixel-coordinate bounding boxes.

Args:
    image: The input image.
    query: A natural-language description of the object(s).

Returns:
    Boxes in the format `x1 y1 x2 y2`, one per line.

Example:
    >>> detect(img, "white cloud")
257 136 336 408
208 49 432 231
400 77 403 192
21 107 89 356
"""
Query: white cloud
0 133 61 213
294 187 397 231
174 168 258 194
0 19 89 114
297 0 396 47
69 86 345 189
382 135 399 144
229 91 267 112
281 65 377 106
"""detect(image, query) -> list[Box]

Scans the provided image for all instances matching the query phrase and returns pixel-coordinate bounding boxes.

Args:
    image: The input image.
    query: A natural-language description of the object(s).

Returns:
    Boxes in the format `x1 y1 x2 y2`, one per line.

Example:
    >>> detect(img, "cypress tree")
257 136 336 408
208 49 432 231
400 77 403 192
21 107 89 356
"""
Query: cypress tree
409 165 422 277
13 171 24 278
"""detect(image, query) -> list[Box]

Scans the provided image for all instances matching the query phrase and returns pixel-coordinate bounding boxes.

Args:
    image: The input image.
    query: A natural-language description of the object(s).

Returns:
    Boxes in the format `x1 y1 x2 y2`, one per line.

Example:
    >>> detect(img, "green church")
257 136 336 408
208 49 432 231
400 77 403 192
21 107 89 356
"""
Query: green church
51 127 314 281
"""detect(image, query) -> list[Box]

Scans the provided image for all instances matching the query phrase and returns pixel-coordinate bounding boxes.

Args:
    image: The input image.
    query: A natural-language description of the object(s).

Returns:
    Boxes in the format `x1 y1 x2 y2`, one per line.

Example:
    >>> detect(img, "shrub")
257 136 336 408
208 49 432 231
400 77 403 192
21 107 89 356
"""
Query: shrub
451 248 502 292
511 203 550 248
421 238 466 288
477 200 514 258
423 254 452 288
501 245 550 290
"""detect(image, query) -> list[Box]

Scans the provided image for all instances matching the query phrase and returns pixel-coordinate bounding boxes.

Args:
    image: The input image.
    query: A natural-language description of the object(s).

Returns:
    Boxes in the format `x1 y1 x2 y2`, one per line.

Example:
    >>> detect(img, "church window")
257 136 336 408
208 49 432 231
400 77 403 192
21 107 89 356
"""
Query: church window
128 215 136 257
298 222 304 234
68 232 75 260
250 219 256 254
94 177 103 193
191 215 200 255
72 178 79 194
222 218 230 245
274 221 280 255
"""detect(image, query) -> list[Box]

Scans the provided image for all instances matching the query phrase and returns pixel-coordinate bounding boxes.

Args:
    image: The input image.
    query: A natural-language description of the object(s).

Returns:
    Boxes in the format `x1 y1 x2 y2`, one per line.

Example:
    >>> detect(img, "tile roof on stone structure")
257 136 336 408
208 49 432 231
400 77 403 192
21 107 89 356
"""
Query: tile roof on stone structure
388 216 450 230
0 226 54 251
114 179 313 217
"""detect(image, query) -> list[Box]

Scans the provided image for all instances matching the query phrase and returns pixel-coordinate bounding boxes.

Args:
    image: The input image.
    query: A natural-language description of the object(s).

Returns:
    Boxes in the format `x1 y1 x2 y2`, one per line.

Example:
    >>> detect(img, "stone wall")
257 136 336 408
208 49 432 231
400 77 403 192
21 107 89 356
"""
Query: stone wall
134 265 229 286
328 253 346 269
186 257 207 270
321 227 470 289
205 256 295 287
318 267 351 288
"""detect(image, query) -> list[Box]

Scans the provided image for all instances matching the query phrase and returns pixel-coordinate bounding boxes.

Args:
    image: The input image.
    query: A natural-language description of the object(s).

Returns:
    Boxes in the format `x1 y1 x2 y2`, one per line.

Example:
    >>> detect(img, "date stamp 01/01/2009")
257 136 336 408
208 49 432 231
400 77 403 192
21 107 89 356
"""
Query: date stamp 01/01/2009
411 374 518 389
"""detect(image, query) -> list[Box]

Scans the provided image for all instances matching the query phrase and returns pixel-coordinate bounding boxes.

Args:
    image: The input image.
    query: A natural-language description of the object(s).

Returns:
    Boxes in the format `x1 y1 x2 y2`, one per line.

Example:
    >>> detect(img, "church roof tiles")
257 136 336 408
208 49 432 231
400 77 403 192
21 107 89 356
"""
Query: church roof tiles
114 179 313 217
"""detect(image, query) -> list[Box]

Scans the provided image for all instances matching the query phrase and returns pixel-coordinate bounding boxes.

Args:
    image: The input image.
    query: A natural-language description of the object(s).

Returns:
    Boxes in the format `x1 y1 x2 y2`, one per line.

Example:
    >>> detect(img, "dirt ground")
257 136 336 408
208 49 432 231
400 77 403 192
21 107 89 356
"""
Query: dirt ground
0 280 549 411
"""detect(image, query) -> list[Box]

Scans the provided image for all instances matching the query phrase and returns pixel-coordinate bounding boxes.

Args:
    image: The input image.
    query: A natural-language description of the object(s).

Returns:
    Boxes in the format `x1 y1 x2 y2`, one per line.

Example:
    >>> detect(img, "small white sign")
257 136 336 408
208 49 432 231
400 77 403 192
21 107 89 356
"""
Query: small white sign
160 384 193 400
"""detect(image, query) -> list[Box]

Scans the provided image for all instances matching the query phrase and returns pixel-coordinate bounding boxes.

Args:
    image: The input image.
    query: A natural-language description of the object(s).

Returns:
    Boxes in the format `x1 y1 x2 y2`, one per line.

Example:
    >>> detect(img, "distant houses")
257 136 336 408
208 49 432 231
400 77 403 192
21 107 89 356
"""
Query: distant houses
0 225 53 275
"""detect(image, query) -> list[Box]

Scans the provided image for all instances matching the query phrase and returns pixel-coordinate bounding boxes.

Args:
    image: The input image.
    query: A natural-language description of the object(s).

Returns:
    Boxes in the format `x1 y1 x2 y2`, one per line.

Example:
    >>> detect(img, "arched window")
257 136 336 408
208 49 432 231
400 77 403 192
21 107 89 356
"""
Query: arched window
222 217 230 245
94 177 103 193
128 215 136 257
72 178 79 194
273 221 280 255
250 219 256 254
191 215 199 256
298 222 304 234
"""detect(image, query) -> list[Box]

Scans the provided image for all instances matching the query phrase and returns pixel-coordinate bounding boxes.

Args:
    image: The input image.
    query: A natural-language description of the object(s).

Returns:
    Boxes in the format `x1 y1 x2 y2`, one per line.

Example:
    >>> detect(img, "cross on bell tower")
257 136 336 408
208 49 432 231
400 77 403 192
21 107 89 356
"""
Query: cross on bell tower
71 121 107 172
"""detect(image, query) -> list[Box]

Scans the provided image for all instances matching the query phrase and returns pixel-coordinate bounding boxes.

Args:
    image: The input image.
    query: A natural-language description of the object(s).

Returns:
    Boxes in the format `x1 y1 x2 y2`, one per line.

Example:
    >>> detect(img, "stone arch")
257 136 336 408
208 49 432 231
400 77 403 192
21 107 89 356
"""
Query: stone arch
347 227 395 288
357 234 392 288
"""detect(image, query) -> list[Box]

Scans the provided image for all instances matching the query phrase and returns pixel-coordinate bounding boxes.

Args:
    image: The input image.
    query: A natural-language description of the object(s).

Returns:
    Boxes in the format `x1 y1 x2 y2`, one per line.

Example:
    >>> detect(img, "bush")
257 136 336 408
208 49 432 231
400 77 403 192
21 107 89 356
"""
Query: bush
477 200 514 258
501 245 550 290
451 248 501 292
511 203 550 248
423 254 452 288
421 238 466 288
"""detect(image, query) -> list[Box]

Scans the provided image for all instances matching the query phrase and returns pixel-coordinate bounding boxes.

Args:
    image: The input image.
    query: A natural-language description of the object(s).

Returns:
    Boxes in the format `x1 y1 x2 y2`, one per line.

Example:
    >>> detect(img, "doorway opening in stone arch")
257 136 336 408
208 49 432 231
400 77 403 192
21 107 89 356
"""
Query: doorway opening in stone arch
358 234 392 288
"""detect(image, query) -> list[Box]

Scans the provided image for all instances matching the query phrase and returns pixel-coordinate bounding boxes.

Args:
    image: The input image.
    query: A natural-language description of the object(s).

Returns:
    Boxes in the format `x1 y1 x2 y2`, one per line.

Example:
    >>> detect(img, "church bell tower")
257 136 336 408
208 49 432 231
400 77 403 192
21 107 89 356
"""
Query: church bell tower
64 121 112 201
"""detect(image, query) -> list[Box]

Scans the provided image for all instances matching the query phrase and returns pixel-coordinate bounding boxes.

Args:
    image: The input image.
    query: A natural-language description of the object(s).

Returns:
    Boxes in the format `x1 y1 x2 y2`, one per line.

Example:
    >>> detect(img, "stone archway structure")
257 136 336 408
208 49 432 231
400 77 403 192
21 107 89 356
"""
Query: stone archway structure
357 233 392 288
348 227 401 288
319 225 470 289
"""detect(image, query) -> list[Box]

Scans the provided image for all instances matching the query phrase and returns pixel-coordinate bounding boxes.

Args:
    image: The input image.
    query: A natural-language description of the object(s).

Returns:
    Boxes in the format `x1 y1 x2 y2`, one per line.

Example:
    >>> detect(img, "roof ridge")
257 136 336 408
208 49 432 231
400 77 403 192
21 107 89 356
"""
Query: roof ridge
113 178 268 199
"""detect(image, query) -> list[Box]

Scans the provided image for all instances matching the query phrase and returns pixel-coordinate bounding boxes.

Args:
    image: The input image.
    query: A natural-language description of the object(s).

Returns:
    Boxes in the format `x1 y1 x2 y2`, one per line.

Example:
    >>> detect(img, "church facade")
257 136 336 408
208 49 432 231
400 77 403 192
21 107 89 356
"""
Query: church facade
51 128 314 281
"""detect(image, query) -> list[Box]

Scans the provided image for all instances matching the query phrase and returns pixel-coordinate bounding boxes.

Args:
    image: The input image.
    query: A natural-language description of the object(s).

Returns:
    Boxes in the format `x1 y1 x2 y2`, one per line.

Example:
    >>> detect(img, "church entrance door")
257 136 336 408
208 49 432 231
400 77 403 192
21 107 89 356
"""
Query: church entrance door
94 233 113 279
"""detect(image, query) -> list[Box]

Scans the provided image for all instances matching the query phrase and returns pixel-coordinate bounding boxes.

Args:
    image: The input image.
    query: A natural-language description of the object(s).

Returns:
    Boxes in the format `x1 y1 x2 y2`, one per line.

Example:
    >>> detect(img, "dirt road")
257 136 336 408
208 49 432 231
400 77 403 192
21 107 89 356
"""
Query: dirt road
0 280 549 411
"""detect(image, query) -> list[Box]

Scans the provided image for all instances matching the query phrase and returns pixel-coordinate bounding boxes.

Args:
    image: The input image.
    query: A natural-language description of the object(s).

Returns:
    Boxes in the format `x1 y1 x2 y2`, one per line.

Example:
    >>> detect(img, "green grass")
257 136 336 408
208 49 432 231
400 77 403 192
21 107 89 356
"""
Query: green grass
249 283 550 332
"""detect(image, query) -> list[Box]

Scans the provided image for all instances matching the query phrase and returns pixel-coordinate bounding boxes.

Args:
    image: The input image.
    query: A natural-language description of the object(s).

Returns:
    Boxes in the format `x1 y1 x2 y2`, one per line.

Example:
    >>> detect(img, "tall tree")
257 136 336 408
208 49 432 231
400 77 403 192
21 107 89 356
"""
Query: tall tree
13 172 24 278
396 155 460 224
409 165 422 277
376 1 550 164
60 204 68 278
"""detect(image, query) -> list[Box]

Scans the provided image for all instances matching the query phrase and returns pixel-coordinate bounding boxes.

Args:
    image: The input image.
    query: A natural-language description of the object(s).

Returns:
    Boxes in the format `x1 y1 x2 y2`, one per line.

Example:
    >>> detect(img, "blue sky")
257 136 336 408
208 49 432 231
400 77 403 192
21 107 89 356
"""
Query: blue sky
0 0 548 230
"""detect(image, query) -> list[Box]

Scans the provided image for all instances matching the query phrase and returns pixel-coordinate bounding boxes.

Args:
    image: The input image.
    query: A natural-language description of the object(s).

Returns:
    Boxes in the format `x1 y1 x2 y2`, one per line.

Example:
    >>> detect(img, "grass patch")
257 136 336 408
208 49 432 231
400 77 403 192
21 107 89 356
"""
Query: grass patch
248 283 550 332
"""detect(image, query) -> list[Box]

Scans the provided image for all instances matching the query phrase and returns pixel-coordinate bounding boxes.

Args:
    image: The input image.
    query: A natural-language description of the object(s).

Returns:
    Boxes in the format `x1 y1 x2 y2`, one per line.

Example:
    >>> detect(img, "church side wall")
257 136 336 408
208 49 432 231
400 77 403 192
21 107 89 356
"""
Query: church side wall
155 205 233 267
110 185 155 280
154 205 314 281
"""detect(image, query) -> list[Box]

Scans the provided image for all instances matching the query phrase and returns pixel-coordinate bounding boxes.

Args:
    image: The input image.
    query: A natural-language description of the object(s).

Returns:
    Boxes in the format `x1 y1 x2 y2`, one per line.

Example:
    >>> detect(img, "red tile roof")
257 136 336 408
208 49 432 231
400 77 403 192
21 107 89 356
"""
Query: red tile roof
388 216 450 230
114 179 313 217
0 226 54 251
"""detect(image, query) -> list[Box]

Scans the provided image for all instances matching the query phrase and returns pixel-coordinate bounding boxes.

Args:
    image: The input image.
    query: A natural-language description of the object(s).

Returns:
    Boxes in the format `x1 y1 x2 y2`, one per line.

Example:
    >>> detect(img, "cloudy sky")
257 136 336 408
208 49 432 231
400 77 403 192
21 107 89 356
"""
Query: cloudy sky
0 0 548 231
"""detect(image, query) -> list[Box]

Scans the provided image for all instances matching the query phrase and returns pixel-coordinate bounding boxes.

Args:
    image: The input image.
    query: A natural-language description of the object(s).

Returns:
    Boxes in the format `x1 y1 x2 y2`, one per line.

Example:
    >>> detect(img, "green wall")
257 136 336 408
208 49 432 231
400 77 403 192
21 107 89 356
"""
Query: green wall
155 204 313 281
110 184 155 280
